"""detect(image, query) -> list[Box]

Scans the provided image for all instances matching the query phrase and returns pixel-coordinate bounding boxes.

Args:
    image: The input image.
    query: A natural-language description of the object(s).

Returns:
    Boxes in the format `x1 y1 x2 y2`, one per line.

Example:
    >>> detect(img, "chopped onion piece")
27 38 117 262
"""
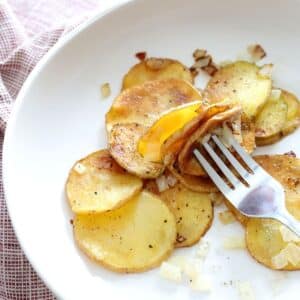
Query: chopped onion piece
270 89 282 100
166 174 177 187
193 56 211 69
100 82 111 98
247 44 266 62
183 258 202 279
190 274 212 292
219 210 236 225
196 240 210 258
279 225 300 243
283 243 300 266
237 281 256 300
223 236 246 249
160 262 182 282
258 64 273 77
272 251 289 269
156 175 169 192
193 49 207 60
74 163 86 175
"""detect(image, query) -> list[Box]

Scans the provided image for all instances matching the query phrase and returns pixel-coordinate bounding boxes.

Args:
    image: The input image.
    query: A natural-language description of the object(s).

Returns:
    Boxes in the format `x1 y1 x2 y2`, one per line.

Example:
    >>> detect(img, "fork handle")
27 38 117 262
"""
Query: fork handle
275 211 300 237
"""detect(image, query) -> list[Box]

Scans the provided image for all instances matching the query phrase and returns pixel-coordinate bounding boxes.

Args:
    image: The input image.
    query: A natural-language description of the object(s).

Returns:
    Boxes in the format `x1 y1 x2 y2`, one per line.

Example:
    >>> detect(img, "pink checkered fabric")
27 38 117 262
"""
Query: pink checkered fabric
0 1 100 299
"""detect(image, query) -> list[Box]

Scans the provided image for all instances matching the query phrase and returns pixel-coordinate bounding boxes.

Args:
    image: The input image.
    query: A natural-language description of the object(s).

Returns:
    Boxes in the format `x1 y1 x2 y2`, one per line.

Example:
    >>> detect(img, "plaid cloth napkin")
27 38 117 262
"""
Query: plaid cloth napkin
0 1 104 298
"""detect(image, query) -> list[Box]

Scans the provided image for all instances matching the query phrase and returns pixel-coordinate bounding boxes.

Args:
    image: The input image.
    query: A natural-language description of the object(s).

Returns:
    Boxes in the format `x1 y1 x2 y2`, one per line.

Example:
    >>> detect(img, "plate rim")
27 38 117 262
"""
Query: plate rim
2 0 133 297
3 0 300 298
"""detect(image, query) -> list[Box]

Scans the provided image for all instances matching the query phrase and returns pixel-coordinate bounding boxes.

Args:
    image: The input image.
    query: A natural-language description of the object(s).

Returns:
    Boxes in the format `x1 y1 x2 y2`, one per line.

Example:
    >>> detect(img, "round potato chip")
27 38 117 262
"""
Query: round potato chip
66 150 142 213
73 191 176 273
204 61 272 118
122 58 194 90
159 184 213 247
255 90 300 146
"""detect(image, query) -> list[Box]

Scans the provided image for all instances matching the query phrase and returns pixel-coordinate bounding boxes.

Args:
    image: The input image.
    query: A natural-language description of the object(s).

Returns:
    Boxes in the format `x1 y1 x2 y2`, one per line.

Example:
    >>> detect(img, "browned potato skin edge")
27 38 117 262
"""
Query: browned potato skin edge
174 203 213 248
255 126 300 146
65 150 143 214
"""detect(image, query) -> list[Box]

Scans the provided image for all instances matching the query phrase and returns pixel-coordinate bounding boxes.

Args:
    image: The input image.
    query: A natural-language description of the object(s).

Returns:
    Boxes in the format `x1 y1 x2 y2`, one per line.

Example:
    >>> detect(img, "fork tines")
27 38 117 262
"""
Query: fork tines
193 134 259 195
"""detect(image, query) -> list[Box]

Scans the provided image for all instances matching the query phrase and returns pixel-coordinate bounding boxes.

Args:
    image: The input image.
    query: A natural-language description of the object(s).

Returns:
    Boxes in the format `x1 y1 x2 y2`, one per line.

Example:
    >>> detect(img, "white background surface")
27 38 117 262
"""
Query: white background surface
3 0 300 299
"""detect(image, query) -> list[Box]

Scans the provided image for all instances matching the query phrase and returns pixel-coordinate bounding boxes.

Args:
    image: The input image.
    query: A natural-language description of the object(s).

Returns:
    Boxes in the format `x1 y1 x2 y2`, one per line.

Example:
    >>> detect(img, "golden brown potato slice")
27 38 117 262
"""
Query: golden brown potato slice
73 191 176 273
255 90 300 146
106 78 202 131
246 219 300 270
106 79 202 178
159 184 213 247
245 154 300 270
108 123 164 179
66 150 143 214
122 58 194 90
204 61 272 118
255 91 288 144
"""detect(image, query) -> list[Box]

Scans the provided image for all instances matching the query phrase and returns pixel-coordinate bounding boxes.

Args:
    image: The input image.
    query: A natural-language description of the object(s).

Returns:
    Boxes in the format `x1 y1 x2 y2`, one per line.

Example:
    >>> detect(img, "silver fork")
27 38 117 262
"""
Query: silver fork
193 133 300 235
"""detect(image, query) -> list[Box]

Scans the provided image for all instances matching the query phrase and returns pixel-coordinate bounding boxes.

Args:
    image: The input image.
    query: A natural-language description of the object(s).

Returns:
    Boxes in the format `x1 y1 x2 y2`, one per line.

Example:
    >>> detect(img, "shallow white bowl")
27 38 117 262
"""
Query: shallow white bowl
3 0 300 299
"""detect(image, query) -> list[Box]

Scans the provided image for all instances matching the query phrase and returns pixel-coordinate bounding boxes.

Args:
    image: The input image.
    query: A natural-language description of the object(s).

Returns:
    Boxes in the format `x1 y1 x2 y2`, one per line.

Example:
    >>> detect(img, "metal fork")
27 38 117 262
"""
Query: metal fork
193 133 300 235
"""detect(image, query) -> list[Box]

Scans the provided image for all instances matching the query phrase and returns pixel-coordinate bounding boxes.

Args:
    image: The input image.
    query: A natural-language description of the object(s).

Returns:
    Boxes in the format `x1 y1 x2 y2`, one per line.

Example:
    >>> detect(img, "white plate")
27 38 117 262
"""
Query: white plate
3 0 300 299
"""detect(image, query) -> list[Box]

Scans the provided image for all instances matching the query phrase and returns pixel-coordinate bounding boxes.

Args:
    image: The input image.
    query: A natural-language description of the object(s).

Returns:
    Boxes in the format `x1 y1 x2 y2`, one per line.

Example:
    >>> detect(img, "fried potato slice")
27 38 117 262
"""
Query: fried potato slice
108 123 164 178
255 90 288 144
73 191 176 273
255 90 300 146
245 154 300 270
246 219 300 270
204 61 272 118
159 184 213 247
106 79 202 178
66 150 143 214
106 78 202 131
122 58 194 90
